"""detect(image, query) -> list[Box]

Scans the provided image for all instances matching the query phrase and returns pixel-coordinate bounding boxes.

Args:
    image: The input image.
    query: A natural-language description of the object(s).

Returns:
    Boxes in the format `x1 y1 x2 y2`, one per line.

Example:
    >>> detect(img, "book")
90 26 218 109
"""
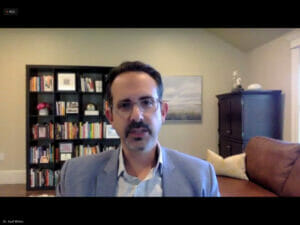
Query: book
56 101 65 116
95 80 102 92
29 75 54 92
80 76 100 92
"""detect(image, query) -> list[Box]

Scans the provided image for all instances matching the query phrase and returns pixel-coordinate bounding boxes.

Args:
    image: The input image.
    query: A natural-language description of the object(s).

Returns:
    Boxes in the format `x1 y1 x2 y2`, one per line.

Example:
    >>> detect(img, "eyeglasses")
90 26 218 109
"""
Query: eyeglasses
113 97 162 118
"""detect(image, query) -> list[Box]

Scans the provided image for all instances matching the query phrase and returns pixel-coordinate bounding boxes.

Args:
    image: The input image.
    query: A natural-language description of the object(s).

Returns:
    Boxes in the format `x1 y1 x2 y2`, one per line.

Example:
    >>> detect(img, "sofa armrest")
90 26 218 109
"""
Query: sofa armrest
281 157 300 196
245 136 300 196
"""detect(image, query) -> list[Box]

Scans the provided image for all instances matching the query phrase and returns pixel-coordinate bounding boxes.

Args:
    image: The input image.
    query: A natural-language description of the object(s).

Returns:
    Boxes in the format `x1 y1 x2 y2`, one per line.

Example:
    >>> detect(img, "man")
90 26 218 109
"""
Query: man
56 61 220 197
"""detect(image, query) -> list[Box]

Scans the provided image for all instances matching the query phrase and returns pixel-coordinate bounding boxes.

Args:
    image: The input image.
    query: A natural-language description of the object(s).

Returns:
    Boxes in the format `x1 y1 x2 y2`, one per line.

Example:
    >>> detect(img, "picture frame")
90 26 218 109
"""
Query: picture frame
57 73 76 91
162 75 202 121
66 101 79 114
59 142 73 161
38 125 47 138
105 124 119 138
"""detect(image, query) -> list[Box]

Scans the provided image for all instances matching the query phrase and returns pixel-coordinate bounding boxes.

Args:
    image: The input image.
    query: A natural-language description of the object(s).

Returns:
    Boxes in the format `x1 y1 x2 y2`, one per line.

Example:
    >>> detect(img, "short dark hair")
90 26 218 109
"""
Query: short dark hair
105 61 164 106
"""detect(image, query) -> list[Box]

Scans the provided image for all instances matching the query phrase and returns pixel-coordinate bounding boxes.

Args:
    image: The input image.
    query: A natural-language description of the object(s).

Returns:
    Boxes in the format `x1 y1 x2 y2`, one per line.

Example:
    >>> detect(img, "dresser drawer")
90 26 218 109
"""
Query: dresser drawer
219 138 243 158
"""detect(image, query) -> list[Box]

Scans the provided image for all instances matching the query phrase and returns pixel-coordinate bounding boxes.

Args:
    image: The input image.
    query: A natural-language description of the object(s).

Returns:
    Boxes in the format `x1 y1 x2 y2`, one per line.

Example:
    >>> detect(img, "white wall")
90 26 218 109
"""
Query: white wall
0 28 247 176
246 34 292 141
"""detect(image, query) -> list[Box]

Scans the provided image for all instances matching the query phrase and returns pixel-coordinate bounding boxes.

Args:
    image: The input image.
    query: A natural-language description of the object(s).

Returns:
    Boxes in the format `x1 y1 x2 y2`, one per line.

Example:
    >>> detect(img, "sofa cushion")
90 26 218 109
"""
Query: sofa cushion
206 149 248 180
217 176 277 197
245 136 300 196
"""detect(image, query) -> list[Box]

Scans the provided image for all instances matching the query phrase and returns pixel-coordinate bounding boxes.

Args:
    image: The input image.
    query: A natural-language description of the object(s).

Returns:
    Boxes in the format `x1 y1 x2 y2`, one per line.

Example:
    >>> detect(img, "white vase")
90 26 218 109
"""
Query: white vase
39 108 49 116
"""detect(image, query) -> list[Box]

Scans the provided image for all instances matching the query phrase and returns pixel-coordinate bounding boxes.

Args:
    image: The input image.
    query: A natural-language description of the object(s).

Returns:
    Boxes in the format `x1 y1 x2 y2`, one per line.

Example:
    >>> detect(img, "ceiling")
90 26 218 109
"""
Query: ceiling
206 28 294 52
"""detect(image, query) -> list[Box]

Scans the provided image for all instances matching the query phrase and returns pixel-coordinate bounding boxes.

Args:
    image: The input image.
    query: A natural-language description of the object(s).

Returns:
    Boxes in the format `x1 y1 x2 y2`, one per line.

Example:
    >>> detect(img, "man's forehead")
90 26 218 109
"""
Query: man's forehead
113 71 155 84
111 72 159 101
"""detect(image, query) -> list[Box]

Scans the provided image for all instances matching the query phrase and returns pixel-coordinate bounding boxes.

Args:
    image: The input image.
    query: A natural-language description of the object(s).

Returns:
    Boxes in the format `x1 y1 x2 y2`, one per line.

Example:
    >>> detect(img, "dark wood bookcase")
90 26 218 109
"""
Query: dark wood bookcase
216 90 283 158
26 65 120 191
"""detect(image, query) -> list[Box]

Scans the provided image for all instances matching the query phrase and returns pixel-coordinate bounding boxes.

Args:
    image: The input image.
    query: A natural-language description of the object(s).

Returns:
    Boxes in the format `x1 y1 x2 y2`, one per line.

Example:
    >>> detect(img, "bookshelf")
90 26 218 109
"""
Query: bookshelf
26 65 120 190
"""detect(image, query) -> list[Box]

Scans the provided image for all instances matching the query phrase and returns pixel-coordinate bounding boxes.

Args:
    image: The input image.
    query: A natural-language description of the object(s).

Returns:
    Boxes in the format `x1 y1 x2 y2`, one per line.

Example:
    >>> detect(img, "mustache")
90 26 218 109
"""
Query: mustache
125 121 152 138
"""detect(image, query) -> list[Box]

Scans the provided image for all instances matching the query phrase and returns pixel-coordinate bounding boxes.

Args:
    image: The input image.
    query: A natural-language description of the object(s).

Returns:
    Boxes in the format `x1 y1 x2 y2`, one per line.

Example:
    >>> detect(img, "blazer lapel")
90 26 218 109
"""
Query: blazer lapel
95 149 120 196
161 147 176 196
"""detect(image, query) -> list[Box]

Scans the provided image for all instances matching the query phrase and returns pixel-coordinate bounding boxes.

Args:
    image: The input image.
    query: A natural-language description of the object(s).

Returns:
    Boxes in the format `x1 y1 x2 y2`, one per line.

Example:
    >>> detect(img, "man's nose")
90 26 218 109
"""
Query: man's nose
129 104 144 122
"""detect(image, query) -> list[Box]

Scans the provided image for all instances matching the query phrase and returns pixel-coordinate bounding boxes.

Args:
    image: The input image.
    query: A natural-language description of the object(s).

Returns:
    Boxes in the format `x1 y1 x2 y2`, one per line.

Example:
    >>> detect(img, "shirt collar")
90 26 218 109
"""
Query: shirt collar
118 143 163 177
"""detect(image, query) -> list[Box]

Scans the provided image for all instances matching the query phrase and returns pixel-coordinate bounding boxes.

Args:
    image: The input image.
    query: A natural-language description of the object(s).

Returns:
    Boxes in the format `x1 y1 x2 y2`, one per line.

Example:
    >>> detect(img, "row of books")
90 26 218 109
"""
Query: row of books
29 144 102 164
29 168 60 188
80 77 102 92
30 75 54 92
55 122 79 139
55 121 103 139
32 122 119 140
74 144 100 157
29 144 57 164
32 122 54 139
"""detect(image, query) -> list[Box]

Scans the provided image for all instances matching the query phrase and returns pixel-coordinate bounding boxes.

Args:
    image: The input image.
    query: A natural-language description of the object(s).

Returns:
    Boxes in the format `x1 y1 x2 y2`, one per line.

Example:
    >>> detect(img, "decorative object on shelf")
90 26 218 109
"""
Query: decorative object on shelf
247 83 262 90
39 155 49 164
66 101 79 114
84 103 99 116
232 70 244 92
37 102 50 116
57 73 76 91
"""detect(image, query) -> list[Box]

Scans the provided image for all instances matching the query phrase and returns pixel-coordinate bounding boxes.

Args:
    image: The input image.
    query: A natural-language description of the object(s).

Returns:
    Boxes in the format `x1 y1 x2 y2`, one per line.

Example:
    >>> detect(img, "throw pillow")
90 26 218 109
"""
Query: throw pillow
206 149 249 180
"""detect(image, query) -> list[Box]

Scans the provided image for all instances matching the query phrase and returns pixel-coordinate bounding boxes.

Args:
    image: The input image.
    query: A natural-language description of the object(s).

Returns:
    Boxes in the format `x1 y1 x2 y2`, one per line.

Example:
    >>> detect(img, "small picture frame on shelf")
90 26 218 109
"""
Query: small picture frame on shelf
38 125 47 138
105 124 119 138
57 73 76 91
66 101 79 114
59 142 73 161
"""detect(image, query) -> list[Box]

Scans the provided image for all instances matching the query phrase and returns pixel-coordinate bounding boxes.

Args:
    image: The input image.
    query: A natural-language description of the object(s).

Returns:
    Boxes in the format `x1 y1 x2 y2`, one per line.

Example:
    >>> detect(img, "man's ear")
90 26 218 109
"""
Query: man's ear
161 101 168 123
105 101 113 123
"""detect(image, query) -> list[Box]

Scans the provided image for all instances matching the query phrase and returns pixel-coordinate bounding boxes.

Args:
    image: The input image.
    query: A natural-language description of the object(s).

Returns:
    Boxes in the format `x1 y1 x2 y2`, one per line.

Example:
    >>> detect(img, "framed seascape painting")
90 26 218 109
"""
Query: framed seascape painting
162 76 202 121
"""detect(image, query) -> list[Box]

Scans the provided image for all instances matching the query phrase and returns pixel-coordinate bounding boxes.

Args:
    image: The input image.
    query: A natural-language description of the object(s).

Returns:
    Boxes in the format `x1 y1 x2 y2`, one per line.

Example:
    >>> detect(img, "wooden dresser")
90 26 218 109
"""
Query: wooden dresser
216 90 283 157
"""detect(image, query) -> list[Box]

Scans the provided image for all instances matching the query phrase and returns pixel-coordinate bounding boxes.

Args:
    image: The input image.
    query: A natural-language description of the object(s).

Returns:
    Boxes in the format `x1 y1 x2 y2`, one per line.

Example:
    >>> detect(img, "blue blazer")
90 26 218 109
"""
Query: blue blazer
56 147 220 197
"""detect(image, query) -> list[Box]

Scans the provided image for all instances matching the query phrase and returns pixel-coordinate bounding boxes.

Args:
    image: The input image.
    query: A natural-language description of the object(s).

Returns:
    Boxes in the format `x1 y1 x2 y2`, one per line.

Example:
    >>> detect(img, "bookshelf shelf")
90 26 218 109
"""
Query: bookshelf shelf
26 65 120 191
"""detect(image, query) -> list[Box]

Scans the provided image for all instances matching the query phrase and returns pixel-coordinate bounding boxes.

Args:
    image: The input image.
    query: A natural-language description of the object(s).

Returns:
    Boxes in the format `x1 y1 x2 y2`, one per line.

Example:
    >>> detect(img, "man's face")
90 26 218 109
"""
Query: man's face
106 71 168 153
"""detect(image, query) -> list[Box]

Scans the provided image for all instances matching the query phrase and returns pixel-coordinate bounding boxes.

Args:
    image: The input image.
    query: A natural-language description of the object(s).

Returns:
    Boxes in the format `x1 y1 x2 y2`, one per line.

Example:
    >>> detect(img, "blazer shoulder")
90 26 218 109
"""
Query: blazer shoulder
57 149 119 196
161 147 220 196
62 149 119 178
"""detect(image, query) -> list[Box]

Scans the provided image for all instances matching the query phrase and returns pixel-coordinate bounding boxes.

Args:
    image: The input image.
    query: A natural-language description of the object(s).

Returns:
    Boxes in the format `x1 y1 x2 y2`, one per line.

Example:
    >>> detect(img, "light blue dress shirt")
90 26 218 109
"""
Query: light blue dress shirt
117 146 163 197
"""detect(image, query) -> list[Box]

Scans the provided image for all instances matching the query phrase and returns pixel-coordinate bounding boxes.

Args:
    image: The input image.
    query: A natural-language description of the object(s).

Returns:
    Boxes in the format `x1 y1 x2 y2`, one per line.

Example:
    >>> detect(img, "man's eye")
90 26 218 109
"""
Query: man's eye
118 102 131 110
141 99 154 107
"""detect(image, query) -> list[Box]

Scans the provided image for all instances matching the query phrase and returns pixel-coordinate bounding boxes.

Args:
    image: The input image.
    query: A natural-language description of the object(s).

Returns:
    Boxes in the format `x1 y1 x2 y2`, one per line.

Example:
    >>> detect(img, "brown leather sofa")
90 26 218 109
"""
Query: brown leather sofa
217 136 300 197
